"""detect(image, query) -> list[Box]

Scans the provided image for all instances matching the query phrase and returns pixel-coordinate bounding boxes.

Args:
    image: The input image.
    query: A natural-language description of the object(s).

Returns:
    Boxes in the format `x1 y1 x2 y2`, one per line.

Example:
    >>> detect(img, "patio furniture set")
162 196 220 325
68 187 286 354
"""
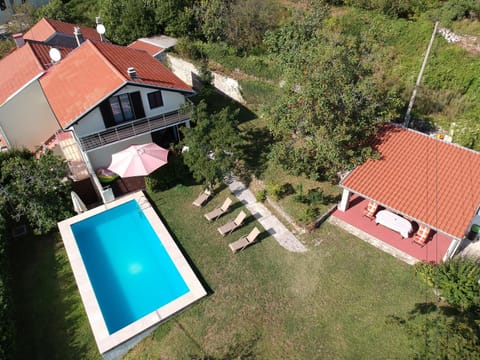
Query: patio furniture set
193 190 261 252
364 200 431 247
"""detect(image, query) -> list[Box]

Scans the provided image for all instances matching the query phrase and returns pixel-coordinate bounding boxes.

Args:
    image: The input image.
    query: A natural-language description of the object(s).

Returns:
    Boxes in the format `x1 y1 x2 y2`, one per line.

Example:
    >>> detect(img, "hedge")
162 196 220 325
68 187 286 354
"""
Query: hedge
0 214 15 359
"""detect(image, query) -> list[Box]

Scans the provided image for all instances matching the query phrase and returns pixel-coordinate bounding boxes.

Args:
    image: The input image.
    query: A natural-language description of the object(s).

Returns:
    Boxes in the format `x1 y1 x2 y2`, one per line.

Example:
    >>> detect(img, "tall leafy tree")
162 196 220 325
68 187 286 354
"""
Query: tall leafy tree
264 3 400 180
99 0 157 45
35 0 70 22
181 101 242 188
155 0 195 37
0 150 71 235
195 0 232 43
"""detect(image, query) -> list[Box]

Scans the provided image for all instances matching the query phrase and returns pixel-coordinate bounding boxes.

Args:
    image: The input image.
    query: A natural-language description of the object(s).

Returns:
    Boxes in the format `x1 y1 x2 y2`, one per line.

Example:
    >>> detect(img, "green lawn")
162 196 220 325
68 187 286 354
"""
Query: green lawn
11 183 431 359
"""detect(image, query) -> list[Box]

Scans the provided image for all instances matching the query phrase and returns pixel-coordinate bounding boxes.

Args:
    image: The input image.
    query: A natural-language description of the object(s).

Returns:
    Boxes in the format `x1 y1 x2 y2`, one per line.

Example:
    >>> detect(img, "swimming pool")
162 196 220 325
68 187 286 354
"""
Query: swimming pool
58 192 206 355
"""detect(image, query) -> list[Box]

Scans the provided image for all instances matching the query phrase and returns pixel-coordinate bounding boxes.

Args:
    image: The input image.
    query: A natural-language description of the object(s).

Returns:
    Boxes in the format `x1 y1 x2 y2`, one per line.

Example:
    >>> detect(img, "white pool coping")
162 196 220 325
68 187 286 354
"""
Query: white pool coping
57 191 207 354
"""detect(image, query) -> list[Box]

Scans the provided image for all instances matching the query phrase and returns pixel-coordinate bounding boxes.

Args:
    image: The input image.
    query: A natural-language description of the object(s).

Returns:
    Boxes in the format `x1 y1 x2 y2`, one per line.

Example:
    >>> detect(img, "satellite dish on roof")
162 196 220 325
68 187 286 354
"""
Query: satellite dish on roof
96 24 106 35
49 47 61 63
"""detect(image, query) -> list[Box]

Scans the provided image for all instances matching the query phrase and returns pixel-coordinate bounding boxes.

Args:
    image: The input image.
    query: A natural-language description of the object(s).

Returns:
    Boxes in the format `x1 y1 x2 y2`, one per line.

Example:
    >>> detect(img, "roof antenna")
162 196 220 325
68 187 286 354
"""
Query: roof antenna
95 16 106 42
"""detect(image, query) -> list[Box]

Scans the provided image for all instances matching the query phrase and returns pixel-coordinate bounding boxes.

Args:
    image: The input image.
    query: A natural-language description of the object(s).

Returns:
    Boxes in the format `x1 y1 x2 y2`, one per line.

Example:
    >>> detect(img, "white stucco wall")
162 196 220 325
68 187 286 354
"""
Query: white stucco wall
86 133 152 169
0 80 61 150
72 85 186 137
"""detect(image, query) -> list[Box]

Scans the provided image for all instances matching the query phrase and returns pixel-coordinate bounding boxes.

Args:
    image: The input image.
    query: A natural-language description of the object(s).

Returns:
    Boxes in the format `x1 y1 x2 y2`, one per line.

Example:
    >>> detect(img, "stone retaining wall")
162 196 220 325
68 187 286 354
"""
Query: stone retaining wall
166 54 246 104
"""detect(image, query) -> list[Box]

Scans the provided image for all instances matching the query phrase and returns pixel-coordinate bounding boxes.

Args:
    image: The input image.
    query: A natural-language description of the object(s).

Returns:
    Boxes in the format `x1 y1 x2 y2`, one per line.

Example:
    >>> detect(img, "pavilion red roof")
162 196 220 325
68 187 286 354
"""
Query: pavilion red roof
341 124 480 239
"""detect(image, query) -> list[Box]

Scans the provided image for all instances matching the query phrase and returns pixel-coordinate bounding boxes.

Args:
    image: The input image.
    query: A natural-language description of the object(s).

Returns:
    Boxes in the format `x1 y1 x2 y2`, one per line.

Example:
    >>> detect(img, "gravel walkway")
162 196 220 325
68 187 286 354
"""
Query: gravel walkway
227 177 307 253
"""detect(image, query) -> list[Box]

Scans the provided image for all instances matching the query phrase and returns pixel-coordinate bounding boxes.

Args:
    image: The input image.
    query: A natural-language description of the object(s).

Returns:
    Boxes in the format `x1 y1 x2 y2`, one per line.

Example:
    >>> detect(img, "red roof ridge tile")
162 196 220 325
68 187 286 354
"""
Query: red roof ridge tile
381 122 480 157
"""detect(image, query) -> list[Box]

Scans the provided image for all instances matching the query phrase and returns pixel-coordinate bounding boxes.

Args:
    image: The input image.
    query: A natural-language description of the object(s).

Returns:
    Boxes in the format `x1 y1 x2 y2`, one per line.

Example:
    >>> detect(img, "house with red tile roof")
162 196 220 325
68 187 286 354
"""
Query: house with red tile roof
334 124 480 263
0 18 194 202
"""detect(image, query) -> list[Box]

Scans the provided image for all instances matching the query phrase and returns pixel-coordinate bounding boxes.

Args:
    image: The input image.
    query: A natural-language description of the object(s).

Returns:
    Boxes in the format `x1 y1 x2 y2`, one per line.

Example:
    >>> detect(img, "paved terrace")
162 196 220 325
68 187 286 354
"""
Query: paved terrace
227 177 307 253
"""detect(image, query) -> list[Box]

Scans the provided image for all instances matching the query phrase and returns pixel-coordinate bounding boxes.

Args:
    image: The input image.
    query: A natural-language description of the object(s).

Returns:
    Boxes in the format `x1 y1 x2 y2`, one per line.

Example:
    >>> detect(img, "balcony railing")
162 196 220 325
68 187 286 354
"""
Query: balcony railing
78 109 190 151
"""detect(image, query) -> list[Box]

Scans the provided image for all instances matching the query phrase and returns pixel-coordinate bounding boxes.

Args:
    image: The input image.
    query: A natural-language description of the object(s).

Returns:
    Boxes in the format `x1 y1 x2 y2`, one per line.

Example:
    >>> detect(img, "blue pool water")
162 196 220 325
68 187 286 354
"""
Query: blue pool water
71 200 189 334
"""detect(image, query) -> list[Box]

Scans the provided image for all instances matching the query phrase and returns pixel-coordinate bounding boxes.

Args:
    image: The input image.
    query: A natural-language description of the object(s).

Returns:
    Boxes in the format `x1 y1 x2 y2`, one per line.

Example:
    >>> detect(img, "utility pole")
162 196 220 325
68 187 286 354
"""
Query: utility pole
404 21 439 128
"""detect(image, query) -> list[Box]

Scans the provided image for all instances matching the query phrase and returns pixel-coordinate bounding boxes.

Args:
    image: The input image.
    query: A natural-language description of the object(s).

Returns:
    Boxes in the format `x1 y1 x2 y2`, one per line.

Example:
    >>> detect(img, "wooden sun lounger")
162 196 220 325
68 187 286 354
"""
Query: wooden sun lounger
192 189 211 207
229 227 261 253
218 211 247 236
204 197 232 221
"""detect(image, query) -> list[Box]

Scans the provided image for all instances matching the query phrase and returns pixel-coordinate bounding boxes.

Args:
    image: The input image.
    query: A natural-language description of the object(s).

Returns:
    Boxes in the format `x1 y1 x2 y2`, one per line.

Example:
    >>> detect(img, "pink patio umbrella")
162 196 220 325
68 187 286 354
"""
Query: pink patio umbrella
107 143 169 178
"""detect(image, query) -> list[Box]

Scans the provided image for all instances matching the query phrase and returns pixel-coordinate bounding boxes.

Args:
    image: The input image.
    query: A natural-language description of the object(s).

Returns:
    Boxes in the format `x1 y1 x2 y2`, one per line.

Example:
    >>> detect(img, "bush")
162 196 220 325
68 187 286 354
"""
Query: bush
298 205 320 224
415 257 480 310
306 189 325 205
0 215 15 359
255 189 267 202
293 183 306 203
266 182 283 200
233 159 251 185
145 152 189 192
266 182 293 201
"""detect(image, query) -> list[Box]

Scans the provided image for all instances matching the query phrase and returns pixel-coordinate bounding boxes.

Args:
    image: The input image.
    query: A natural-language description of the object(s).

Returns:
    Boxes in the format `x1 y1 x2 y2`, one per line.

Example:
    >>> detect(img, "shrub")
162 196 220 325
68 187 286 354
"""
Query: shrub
233 159 251 185
266 182 283 201
145 152 189 193
415 257 480 310
298 205 320 224
306 189 325 205
255 189 267 202
293 183 306 203
0 215 15 359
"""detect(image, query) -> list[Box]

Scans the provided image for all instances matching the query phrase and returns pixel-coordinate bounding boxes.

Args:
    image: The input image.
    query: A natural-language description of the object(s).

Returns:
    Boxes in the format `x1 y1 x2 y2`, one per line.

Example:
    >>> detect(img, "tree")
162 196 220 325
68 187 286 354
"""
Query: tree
389 302 480 359
264 4 401 180
194 0 232 43
225 0 280 53
35 0 70 22
99 0 157 45
181 101 242 188
155 0 195 37
0 39 14 60
0 150 72 235
5 2 36 34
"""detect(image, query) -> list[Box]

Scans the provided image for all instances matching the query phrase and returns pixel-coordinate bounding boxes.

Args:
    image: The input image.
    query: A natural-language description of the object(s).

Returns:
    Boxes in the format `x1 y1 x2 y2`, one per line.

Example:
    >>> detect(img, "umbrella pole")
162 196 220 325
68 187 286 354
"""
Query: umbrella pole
120 177 129 194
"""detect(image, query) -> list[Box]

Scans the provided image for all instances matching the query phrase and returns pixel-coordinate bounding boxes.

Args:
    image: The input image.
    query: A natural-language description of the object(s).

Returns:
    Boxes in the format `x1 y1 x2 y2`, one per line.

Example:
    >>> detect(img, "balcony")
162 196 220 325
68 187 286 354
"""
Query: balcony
78 109 190 152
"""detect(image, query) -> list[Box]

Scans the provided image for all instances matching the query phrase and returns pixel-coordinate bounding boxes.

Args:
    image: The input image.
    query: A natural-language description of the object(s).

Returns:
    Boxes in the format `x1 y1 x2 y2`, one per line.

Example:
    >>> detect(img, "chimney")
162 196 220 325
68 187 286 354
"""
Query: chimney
127 67 137 79
12 33 25 48
73 27 84 47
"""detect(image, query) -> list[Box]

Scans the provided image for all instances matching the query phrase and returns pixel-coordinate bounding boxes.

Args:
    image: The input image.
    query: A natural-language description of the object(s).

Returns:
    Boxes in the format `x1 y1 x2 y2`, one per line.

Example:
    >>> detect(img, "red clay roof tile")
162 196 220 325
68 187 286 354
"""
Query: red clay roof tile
0 43 44 105
341 124 480 239
24 18 101 43
128 40 163 57
40 40 192 127
39 41 125 128
92 41 191 91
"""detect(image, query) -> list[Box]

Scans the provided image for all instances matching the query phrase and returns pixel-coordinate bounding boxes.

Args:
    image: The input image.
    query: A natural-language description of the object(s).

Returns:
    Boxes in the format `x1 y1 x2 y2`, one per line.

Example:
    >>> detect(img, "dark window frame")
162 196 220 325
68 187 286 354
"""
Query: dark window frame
147 90 164 109
109 93 134 124
100 91 146 128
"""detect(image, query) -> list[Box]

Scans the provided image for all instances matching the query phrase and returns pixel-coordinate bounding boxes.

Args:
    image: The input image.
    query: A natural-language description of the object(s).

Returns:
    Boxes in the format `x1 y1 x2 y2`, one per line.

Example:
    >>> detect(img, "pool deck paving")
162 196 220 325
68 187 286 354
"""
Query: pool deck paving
226 177 307 253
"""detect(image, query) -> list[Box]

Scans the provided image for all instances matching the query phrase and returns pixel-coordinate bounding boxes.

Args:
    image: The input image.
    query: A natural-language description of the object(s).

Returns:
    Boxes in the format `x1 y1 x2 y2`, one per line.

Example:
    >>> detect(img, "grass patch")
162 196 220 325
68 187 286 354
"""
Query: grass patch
126 184 431 359
10 183 432 359
9 233 100 359
260 163 342 225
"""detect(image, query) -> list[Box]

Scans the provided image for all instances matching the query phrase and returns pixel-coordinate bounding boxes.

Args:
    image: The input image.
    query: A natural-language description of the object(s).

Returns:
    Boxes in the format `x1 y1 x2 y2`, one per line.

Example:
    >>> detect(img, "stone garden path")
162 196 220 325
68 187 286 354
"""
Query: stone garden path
226 177 307 253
